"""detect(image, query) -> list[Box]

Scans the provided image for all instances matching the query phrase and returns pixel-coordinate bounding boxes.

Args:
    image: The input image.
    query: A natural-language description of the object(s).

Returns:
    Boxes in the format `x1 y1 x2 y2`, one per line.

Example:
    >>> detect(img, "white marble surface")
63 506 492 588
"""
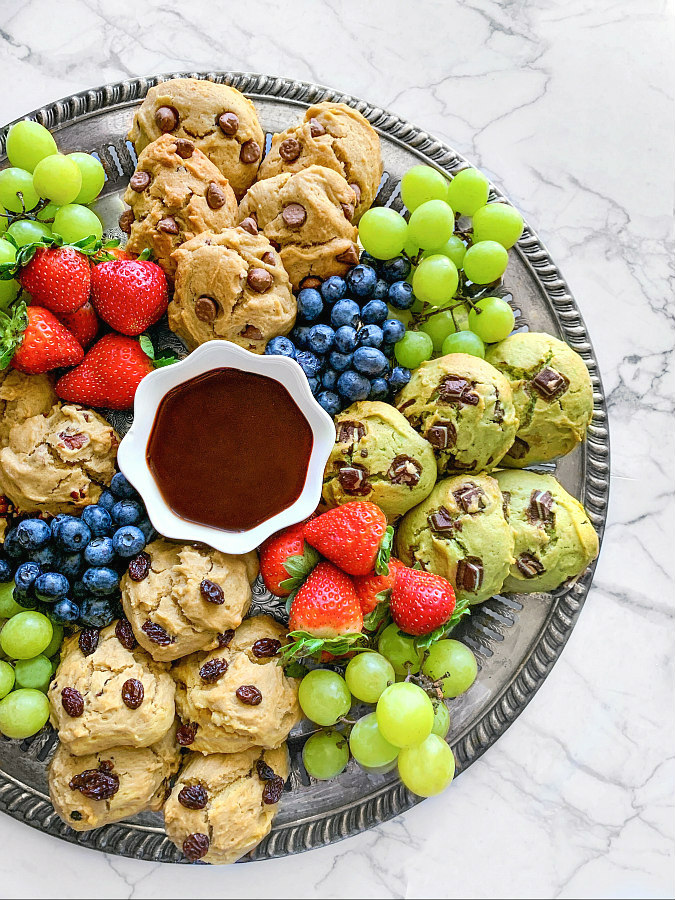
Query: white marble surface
0 0 673 897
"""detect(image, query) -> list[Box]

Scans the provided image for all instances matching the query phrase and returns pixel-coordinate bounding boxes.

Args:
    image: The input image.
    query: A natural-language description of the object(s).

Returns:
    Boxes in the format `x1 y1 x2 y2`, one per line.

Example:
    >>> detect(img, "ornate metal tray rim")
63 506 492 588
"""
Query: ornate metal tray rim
0 72 609 864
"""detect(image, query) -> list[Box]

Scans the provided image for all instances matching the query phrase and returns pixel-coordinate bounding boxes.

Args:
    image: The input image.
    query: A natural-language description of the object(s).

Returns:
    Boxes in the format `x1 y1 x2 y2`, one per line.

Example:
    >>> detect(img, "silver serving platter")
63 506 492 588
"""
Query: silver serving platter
0 72 609 864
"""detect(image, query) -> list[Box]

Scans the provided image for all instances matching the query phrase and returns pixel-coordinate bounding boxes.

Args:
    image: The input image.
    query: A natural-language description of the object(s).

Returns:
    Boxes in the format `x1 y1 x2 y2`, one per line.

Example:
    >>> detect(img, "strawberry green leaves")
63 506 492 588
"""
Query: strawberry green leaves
279 631 368 664
375 525 394 575
0 300 28 368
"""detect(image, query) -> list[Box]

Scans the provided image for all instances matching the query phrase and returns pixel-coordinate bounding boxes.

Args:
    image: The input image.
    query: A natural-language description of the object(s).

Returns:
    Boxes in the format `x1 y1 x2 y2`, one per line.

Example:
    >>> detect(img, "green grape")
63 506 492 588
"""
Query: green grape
0 688 50 739
462 240 508 284
0 582 24 619
431 700 451 738
302 729 349 780
42 623 64 659
468 296 515 343
422 639 478 698
441 330 485 359
0 237 20 310
0 660 14 699
32 154 82 206
446 167 489 216
0 167 40 213
398 733 455 796
412 254 459 306
13 655 52 692
0 216 6 235
377 623 423 676
358 207 408 259
52 204 103 243
411 296 424 314
401 166 448 212
298 669 351 726
376 682 434 748
0 237 16 264
0 611 53 660
349 712 399 768
394 331 433 369
6 120 58 173
472 202 524 249
419 310 461 352
69 153 106 204
35 201 60 223
424 235 466 268
387 304 413 328
403 235 420 261
407 199 454 251
7 219 52 247
345 652 395 703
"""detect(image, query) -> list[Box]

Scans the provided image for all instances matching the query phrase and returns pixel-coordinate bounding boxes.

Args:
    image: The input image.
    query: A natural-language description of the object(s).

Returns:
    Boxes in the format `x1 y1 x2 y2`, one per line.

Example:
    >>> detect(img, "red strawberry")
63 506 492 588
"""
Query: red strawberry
9 306 83 374
56 301 99 349
19 246 90 314
259 522 319 597
390 567 456 636
289 562 363 638
55 334 154 409
91 259 168 336
303 501 392 577
353 557 402 616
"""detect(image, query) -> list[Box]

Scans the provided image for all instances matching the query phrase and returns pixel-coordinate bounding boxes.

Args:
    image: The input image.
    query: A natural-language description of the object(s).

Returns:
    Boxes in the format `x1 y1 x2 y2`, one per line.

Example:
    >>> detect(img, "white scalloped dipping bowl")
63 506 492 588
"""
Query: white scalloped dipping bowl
117 340 336 555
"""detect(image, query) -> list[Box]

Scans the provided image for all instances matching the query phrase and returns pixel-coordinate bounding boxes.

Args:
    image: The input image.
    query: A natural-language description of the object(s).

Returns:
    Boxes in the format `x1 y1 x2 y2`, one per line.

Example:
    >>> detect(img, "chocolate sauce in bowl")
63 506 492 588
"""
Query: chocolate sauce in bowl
146 367 313 532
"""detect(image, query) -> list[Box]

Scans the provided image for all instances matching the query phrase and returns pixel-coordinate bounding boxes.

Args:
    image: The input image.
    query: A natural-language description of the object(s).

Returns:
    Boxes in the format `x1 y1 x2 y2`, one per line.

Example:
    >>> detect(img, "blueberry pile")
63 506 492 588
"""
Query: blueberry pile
265 254 414 414
0 473 156 629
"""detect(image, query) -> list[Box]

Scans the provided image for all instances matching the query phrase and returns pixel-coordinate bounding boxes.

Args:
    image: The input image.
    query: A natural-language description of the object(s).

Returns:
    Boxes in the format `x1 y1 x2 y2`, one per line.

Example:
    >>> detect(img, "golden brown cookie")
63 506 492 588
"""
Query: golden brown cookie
48 622 176 756
258 101 382 220
121 133 237 280
48 724 181 831
169 227 296 353
237 165 359 289
0 368 57 446
128 78 264 199
173 616 301 754
121 538 259 662
164 745 289 865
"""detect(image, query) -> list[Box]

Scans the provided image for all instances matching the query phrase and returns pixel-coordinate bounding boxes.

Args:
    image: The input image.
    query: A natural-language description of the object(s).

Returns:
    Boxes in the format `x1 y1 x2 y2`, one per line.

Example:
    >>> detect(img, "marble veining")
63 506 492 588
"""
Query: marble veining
0 0 673 897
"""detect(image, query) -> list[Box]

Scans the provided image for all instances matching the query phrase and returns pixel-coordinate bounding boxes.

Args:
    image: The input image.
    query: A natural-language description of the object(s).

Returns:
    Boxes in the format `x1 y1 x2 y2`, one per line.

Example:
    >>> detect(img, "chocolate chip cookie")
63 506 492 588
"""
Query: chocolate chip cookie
169 227 296 353
238 165 359 289
0 368 57 446
258 101 382 220
128 78 264 199
164 745 289 865
121 133 237 280
121 538 259 662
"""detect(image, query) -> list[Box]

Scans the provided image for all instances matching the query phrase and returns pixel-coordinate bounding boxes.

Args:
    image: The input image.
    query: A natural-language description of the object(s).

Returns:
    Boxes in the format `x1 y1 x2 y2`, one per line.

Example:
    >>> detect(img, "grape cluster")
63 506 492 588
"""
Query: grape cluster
265 258 414 414
297 633 478 798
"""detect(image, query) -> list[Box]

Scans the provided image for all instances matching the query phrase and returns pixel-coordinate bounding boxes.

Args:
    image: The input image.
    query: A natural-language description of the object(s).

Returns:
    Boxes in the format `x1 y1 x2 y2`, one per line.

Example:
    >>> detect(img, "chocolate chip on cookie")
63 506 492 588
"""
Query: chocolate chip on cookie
157 216 179 235
239 214 259 236
456 557 484 592
336 244 359 265
240 140 261 164
205 181 228 210
279 137 302 162
218 111 239 135
282 203 307 228
174 138 194 159
193 296 218 323
130 171 151 192
155 105 179 133
349 183 362 205
246 267 274 293
119 209 134 233
309 117 326 137
261 251 276 265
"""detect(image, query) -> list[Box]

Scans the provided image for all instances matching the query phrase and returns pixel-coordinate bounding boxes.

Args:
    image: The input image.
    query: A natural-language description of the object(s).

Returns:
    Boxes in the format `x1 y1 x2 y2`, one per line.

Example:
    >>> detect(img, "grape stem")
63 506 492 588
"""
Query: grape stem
0 197 57 225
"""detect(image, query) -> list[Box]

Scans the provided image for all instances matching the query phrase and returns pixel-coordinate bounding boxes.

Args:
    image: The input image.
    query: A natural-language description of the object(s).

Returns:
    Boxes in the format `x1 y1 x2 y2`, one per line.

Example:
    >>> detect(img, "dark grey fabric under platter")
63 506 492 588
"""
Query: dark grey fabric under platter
0 72 609 864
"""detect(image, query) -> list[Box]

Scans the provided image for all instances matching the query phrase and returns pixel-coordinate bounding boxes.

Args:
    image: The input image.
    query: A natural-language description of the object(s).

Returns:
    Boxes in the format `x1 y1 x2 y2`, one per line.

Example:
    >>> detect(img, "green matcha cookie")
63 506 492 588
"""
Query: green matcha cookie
495 469 599 593
486 332 593 467
322 401 437 522
395 473 514 606
395 353 518 474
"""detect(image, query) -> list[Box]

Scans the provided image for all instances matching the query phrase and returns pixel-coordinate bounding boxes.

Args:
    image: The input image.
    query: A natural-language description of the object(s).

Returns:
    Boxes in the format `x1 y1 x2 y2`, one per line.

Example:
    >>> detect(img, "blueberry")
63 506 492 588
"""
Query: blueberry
369 377 390 400
353 346 388 376
0 557 12 582
321 276 347 304
296 288 323 322
359 252 381 273
321 368 338 391
58 552 84 580
265 336 296 359
307 324 335 355
382 318 406 344
34 572 70 603
290 325 311 350
373 279 390 301
50 598 80 625
317 391 342 416
55 517 91 552
84 536 115 567
388 281 415 309
330 299 360 329
307 376 321 396
3 528 25 559
14 561 42 597
16 518 51 551
381 256 412 284
295 350 323 380
111 499 143 526
346 265 378 298
382 341 396 358
328 350 353 373
337 370 371 402
334 325 358 354
50 514 69 540
82 566 120 596
112 525 146 558
136 519 158 543
71 579 89 600
81 505 113 537
389 366 412 392
358 324 384 349
30 545 59 572
111 472 138 499
362 299 388 325
79 598 117 629
98 490 116 512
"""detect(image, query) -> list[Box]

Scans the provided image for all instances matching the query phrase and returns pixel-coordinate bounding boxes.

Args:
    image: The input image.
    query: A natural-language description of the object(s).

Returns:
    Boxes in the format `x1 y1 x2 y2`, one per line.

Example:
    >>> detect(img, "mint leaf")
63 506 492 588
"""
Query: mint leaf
283 661 309 678
139 334 155 360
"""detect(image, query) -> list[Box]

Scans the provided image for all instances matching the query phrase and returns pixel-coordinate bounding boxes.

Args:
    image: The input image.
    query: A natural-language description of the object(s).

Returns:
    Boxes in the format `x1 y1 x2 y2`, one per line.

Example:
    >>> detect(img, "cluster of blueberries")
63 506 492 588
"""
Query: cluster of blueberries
0 473 155 628
265 254 415 414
